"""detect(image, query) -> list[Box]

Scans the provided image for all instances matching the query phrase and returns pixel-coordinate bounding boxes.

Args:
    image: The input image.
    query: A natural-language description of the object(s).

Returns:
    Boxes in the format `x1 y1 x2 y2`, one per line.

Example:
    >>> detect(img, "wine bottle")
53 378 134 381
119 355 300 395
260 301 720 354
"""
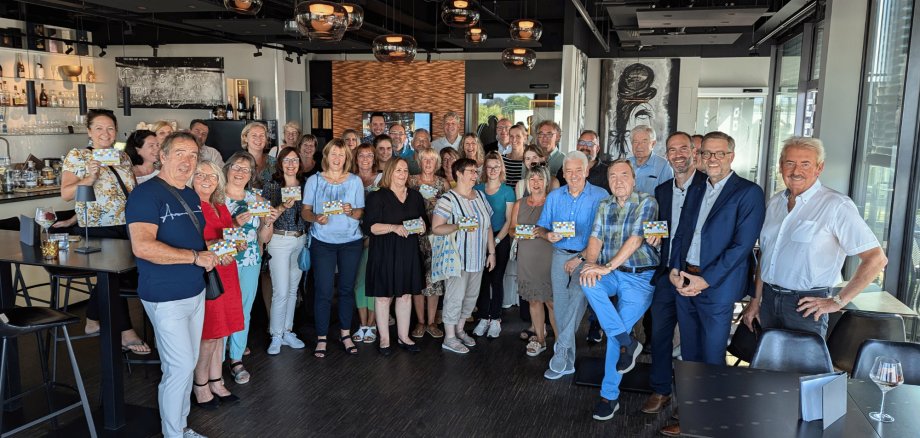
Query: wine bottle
39 83 48 107
12 85 22 106
87 68 96 83
15 55 25 78
226 101 235 120
36 62 44 80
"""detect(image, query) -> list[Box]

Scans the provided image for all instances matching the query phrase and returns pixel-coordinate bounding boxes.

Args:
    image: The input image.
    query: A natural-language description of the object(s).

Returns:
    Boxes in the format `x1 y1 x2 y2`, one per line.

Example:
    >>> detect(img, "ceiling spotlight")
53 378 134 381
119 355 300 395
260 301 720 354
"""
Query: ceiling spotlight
441 0 480 28
465 26 487 43
224 0 263 15
510 19 543 42
502 47 537 70
285 52 294 63
253 45 263 57
372 34 417 64
296 54 302 64
295 1 348 41
342 3 364 31
65 45 74 54
98 45 107 57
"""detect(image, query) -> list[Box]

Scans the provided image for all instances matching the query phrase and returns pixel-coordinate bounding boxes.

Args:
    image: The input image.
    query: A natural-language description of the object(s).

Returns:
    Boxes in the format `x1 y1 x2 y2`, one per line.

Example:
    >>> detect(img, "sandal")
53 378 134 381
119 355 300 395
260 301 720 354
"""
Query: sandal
364 327 377 344
526 339 547 357
341 335 358 355
208 378 240 404
519 329 536 341
353 327 367 343
411 324 426 339
426 324 444 338
228 361 250 385
314 338 328 358
122 339 152 355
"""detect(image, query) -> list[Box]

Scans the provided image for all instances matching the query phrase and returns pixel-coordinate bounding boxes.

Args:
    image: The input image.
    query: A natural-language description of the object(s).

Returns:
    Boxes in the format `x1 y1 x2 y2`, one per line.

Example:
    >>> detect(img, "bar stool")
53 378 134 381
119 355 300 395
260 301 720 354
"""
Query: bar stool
0 307 96 438
117 287 159 376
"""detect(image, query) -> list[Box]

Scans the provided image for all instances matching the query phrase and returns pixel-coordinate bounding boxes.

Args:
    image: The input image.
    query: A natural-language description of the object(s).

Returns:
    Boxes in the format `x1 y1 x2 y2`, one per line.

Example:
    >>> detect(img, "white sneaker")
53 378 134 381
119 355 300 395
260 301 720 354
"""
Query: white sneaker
456 330 476 347
472 319 490 337
184 428 208 438
486 320 502 338
267 336 282 355
281 331 305 349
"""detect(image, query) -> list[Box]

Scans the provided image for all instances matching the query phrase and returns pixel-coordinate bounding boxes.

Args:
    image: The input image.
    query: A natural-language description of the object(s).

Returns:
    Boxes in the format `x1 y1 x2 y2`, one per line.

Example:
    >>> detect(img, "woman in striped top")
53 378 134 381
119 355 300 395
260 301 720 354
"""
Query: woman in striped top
502 124 528 188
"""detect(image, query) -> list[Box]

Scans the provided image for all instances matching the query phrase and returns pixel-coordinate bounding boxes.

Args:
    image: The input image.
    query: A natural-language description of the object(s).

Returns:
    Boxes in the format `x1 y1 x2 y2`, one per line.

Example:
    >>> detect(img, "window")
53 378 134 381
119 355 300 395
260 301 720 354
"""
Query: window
696 95 765 183
766 34 803 195
472 93 561 142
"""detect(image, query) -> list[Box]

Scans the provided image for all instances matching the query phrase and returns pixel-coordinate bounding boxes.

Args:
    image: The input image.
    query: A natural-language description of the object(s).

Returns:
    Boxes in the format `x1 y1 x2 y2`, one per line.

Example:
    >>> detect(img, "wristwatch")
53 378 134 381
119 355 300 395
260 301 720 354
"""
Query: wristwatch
495 237 501 245
831 295 844 307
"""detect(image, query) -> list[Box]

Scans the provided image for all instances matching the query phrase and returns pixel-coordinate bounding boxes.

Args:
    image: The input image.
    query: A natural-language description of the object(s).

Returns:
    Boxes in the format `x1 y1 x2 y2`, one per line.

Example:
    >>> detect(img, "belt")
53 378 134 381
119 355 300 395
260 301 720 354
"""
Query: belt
561 249 580 254
273 229 304 237
765 283 830 295
617 265 656 274
685 264 701 274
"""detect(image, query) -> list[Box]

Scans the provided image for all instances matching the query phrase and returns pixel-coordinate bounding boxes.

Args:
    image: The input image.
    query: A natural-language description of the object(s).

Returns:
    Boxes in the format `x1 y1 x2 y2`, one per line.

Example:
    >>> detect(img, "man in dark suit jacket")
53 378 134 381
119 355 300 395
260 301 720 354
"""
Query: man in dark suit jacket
669 131 765 366
484 118 512 155
642 132 707 420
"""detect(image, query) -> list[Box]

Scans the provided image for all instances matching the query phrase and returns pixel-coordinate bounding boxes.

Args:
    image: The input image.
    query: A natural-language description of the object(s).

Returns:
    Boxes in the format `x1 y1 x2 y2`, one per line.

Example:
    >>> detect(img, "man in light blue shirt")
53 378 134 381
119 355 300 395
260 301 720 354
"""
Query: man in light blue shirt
628 125 673 195
536 151 609 380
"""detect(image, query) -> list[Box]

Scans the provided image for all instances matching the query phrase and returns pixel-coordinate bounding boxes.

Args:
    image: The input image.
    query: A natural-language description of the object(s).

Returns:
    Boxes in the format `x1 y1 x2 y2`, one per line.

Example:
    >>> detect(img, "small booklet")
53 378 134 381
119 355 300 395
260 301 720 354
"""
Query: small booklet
208 240 238 257
515 224 536 239
92 148 121 166
248 201 271 217
458 216 479 232
419 184 438 200
403 218 425 235
323 200 345 215
281 186 302 203
799 371 847 427
553 221 575 238
643 221 669 238
223 228 248 252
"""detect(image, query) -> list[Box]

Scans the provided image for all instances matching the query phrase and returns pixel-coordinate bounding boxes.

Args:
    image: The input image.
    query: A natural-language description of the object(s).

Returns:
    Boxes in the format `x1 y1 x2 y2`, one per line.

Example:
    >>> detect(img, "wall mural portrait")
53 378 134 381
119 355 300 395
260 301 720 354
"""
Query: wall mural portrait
600 58 680 158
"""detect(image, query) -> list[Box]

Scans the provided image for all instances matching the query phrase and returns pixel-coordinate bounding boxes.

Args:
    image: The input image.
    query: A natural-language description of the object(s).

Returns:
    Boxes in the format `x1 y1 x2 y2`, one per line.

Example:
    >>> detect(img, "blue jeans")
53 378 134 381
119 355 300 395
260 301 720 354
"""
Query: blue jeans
310 238 363 337
548 250 587 374
648 275 678 395
581 269 655 401
760 283 830 338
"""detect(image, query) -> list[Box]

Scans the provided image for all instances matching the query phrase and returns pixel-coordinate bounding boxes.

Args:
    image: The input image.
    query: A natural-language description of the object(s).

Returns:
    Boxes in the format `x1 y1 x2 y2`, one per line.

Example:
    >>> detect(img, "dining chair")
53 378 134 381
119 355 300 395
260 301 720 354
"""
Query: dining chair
826 310 905 373
851 339 920 384
750 328 834 374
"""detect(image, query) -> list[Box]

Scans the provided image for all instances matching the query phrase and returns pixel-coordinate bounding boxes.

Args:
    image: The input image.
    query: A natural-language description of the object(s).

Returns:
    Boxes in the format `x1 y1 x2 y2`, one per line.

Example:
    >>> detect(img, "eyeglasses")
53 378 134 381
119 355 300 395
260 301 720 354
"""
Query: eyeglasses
464 168 481 175
496 126 510 132
576 140 595 147
230 165 251 173
389 131 406 137
486 165 502 171
194 172 219 181
536 132 555 138
700 151 733 160
281 158 300 164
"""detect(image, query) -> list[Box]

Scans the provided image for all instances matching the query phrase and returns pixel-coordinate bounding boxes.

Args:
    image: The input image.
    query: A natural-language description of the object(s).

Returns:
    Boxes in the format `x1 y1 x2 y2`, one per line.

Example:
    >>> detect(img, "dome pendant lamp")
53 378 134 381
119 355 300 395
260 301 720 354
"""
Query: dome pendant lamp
441 0 480 28
373 35 418 64
294 1 349 41
502 47 536 70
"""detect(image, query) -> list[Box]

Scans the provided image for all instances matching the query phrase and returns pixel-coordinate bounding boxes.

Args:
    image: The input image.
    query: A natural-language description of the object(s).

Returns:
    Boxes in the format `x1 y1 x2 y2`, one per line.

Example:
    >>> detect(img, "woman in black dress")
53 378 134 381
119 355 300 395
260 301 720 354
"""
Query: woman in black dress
362 158 429 356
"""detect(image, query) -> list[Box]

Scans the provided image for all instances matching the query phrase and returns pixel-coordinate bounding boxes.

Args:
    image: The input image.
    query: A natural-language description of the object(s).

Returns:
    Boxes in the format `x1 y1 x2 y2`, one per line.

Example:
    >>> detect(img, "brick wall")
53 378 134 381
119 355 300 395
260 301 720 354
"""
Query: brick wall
330 60 466 138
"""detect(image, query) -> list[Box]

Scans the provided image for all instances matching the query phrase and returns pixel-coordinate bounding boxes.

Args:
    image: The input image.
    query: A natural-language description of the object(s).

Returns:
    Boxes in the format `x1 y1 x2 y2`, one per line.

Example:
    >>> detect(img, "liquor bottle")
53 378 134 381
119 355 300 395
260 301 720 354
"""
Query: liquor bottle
15 55 25 78
0 64 3 78
0 113 7 134
35 62 44 80
0 82 7 107
226 101 235 120
12 86 23 106
86 67 96 83
39 83 48 107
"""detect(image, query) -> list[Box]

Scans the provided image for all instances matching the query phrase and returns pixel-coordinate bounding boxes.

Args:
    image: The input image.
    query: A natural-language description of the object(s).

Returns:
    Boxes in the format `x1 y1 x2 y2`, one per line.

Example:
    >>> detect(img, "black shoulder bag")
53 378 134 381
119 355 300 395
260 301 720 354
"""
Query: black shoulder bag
154 178 224 300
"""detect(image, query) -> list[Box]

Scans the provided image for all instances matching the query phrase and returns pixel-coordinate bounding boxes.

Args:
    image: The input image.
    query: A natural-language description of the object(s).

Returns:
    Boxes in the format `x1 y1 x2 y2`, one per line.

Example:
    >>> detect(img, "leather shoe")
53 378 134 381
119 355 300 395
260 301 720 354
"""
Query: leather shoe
659 423 680 437
397 339 421 353
378 345 393 357
672 406 679 420
641 393 672 414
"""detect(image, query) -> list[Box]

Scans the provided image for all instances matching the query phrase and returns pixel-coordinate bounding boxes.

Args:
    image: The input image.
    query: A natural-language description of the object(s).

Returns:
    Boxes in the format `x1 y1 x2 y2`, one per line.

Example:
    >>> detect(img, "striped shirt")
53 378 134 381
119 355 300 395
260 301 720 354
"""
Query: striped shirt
433 190 493 272
591 191 659 268
502 155 525 188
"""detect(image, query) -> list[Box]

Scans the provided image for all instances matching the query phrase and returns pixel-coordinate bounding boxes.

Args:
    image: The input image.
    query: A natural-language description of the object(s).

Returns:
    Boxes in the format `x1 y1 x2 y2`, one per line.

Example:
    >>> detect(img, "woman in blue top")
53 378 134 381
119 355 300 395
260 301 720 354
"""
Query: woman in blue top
472 152 516 338
302 138 365 358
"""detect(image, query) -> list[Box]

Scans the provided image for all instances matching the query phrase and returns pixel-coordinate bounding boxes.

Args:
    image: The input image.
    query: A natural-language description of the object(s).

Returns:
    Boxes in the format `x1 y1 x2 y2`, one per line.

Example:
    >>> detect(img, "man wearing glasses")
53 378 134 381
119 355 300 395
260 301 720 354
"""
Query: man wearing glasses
556 130 610 194
389 123 412 160
485 118 513 155
535 120 566 176
669 131 765 368
627 125 673 195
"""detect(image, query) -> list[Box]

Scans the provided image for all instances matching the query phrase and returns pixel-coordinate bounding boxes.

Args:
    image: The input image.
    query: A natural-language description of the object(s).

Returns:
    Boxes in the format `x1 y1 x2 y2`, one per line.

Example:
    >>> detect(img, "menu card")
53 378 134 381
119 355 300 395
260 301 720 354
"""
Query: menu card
799 371 847 427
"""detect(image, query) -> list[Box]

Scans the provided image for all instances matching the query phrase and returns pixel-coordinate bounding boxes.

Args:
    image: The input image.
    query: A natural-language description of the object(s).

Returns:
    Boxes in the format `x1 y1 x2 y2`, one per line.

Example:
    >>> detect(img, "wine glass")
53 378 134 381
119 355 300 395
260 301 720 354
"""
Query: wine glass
868 356 904 422
35 206 56 240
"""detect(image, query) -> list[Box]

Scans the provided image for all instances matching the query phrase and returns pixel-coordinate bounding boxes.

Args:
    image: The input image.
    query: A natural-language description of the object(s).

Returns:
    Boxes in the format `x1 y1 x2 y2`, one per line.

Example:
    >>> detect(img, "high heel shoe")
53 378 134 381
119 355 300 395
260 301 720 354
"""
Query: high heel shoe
378 345 393 357
397 339 421 353
341 335 358 355
208 378 240 404
191 381 220 410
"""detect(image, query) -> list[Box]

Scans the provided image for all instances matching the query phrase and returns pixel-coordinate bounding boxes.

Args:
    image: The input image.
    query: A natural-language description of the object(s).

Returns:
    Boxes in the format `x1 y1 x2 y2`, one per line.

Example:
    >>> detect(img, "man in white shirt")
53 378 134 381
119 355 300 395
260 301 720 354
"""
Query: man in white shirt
188 119 224 167
484 118 512 155
432 111 462 152
741 137 887 337
535 120 566 176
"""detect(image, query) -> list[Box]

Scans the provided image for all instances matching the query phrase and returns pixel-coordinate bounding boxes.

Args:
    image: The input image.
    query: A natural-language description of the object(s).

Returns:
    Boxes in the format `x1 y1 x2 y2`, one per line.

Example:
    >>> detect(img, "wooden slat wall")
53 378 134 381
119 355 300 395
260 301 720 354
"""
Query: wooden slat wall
331 61 466 139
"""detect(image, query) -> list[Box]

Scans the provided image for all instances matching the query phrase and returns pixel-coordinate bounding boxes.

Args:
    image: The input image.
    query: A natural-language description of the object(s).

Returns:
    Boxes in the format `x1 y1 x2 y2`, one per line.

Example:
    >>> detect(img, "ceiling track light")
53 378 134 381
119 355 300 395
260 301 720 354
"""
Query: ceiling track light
253 45 263 57
98 45 107 57
65 45 74 54
285 51 294 62
296 54 302 64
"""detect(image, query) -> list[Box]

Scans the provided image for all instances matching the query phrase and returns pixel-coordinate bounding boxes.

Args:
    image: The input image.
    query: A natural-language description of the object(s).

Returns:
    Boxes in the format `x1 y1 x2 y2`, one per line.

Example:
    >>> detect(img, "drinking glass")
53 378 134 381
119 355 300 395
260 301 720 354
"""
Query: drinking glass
34 206 56 241
868 356 904 422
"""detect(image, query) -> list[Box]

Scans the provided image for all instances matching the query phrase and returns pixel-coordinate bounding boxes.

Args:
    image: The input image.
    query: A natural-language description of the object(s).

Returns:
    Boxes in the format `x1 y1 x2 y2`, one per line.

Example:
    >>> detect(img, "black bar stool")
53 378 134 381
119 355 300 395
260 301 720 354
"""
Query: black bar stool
0 307 96 437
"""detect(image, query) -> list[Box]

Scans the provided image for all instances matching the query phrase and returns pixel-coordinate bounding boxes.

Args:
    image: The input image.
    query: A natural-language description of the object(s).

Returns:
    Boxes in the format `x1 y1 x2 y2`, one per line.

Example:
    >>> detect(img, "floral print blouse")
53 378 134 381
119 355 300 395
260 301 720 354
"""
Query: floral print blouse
225 190 263 267
63 148 137 227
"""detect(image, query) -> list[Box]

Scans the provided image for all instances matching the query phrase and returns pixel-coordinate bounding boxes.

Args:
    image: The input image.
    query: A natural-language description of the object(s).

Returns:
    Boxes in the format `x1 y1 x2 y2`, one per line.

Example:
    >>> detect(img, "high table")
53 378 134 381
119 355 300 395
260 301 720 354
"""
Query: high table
0 230 156 435
673 360 913 438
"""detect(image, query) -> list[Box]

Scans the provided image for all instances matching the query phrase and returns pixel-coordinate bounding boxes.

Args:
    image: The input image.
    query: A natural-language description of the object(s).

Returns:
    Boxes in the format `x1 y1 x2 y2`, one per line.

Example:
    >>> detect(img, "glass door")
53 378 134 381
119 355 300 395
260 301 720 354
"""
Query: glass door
766 34 803 196
696 95 765 183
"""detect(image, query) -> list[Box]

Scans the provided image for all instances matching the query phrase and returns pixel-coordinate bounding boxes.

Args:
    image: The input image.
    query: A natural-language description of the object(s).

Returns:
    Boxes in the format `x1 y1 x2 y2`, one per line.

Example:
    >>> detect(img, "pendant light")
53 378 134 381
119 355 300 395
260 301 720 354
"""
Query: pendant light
342 3 364 31
510 18 542 41
224 0 263 15
465 26 487 44
294 1 348 41
502 47 536 70
373 34 417 64
441 0 480 28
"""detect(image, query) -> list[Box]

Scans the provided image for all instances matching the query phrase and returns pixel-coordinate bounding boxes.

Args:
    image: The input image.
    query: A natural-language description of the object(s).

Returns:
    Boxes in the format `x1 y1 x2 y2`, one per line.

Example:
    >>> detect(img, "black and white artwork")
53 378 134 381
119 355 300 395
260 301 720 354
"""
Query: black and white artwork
600 58 680 158
116 57 225 109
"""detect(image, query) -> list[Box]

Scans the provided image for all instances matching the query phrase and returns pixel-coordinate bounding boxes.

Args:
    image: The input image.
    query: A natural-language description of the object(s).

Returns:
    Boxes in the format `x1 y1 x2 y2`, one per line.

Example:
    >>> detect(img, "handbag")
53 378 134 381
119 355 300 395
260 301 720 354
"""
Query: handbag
154 178 224 300
298 234 312 271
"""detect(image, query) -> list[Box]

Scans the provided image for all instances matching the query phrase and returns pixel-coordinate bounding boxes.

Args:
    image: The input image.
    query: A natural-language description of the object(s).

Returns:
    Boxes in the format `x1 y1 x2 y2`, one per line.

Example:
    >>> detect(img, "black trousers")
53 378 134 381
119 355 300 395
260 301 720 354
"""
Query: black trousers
476 234 511 320
77 225 134 332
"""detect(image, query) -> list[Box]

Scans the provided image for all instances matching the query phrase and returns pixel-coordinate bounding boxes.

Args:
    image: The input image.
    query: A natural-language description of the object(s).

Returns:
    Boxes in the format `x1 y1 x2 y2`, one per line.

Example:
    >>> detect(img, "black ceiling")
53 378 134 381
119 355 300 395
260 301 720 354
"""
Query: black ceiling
0 1 789 57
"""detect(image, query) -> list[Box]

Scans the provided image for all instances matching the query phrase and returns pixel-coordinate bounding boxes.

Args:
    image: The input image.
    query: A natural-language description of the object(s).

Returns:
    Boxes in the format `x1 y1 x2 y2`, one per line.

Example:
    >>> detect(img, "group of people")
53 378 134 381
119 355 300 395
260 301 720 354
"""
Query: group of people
59 108 887 437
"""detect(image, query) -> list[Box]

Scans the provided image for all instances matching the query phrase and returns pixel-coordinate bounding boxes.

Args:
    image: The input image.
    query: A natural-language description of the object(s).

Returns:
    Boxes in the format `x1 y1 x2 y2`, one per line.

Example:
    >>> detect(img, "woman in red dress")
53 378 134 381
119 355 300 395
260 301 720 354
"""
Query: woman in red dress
190 160 256 408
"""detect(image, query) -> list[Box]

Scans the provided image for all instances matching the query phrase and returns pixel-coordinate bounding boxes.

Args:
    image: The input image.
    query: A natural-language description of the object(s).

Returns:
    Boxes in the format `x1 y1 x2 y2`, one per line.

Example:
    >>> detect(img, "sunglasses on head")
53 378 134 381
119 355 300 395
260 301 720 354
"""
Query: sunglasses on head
529 161 547 170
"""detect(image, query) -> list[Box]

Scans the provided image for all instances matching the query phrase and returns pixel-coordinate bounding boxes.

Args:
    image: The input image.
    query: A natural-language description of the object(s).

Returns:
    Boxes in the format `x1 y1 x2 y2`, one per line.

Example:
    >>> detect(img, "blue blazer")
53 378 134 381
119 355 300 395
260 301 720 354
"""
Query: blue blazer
651 171 709 285
669 173 765 304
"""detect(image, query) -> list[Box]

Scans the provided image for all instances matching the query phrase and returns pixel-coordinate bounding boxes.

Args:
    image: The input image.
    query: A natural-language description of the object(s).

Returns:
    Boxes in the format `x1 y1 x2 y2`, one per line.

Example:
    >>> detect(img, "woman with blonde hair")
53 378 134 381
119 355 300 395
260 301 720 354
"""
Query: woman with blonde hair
241 121 274 189
151 120 175 145
459 133 486 169
342 129 360 151
362 158 428 355
302 139 364 357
